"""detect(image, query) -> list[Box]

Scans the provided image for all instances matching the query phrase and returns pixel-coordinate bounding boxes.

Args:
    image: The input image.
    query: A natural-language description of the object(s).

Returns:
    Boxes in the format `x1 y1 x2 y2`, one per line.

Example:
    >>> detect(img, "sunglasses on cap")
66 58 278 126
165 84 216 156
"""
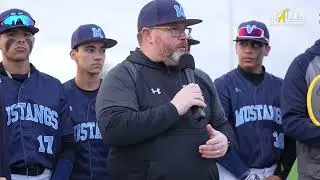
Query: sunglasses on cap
0 14 35 28
237 26 267 40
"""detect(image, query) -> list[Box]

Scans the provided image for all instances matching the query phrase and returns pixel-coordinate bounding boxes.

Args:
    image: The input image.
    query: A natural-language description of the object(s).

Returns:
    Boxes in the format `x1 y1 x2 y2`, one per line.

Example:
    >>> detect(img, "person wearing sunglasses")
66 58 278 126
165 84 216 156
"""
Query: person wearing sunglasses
0 9 75 180
96 0 235 179
63 24 117 180
214 20 296 180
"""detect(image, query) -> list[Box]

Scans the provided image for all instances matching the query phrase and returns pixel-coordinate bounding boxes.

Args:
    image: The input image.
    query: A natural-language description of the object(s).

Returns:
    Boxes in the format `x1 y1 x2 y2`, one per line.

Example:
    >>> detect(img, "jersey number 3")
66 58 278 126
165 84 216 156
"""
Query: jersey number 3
37 135 54 154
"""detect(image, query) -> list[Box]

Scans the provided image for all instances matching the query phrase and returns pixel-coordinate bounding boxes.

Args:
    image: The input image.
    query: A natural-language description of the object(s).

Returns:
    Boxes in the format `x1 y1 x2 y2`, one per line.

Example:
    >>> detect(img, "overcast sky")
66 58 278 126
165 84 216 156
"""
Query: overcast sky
1 0 320 82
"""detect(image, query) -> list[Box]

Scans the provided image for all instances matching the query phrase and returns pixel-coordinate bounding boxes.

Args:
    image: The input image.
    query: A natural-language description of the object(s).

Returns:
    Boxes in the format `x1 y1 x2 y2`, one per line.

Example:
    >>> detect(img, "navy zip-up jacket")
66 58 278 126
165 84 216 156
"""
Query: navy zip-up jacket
63 79 111 180
214 67 283 168
215 67 296 179
282 39 320 179
96 49 235 180
0 63 73 171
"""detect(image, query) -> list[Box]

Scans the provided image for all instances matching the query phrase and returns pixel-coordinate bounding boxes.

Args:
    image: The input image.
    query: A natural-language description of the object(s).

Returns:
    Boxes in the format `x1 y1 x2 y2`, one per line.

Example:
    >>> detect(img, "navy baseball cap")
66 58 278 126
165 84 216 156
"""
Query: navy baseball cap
187 38 200 46
137 0 202 32
71 24 117 49
234 20 270 44
0 8 39 34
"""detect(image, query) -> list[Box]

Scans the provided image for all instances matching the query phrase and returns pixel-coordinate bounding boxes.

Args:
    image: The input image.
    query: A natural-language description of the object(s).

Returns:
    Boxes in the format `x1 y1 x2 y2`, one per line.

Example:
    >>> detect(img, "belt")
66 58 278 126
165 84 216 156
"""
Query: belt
11 164 45 176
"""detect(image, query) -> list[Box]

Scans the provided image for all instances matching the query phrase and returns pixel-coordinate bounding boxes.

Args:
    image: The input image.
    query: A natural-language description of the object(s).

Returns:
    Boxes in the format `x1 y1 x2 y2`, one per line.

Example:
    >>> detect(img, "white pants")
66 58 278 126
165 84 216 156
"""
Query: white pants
217 163 277 180
11 168 51 180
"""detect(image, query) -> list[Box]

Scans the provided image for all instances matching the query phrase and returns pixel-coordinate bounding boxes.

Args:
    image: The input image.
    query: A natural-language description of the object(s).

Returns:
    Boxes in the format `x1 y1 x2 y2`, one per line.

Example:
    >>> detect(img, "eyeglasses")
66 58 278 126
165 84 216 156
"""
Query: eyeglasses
150 26 192 38
0 14 35 28
237 26 268 41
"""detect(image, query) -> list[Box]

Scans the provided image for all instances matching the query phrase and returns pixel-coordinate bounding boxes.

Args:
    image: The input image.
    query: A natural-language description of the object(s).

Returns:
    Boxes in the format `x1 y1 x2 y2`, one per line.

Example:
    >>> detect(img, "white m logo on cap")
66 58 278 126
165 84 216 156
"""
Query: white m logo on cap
174 5 185 18
91 27 104 38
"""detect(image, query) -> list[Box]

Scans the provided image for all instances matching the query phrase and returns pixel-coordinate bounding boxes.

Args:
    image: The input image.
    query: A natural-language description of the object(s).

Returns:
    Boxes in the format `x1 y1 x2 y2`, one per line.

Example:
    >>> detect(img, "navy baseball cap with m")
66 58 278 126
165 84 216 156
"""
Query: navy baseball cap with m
234 20 270 44
137 0 202 32
0 8 39 34
71 24 117 49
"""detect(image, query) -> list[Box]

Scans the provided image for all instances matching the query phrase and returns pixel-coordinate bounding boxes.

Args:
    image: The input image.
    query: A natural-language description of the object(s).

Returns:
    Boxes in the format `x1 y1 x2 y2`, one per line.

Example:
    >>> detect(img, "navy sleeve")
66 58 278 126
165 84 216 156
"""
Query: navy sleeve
96 64 180 147
51 86 75 179
272 78 297 179
194 69 235 143
59 88 73 136
273 135 296 179
213 77 232 122
213 77 249 177
282 55 320 146
0 121 10 179
207 78 234 142
0 92 10 179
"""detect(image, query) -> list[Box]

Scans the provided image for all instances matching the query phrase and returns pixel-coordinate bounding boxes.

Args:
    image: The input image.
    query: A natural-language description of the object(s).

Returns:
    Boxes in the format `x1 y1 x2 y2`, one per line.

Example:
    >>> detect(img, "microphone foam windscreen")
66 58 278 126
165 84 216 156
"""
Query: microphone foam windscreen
179 54 195 70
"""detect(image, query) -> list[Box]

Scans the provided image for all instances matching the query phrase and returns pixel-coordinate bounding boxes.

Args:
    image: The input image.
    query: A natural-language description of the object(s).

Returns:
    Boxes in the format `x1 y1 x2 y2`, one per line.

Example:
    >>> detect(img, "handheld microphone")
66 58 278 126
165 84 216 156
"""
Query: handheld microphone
179 54 206 121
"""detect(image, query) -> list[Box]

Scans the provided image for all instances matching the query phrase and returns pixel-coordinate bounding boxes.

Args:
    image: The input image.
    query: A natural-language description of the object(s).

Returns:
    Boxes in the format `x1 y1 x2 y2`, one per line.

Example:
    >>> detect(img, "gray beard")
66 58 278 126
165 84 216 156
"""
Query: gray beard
166 51 184 66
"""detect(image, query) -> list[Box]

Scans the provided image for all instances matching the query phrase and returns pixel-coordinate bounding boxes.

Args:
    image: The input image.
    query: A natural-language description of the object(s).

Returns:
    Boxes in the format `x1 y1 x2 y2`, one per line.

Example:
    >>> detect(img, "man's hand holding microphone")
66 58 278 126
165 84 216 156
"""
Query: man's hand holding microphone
170 54 229 159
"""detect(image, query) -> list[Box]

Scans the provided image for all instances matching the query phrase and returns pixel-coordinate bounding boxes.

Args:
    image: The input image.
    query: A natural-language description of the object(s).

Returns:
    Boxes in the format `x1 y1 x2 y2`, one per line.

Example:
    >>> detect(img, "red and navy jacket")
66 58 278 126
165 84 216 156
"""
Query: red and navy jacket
63 79 111 180
0 63 73 170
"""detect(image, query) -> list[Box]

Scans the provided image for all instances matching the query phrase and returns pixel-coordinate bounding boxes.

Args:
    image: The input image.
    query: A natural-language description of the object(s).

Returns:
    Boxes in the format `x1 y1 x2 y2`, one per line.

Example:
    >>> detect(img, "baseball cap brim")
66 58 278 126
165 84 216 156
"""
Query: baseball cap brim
185 19 203 26
234 37 269 44
103 38 117 48
187 39 200 46
0 25 39 34
74 38 117 49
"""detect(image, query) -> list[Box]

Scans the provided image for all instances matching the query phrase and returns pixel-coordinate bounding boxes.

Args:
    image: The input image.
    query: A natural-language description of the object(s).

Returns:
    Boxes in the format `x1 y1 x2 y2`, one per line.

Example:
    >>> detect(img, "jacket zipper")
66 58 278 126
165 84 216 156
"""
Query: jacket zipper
17 78 29 171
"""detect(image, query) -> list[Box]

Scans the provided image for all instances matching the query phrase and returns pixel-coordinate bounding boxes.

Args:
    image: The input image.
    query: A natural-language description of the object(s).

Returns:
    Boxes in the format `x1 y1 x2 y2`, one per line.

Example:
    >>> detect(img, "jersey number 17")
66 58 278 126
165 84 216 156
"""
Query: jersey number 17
37 135 54 154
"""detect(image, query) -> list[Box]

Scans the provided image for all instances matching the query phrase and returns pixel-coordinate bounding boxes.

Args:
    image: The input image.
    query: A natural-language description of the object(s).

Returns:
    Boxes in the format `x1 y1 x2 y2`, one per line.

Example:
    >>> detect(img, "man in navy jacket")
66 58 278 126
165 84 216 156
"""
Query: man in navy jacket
282 39 320 179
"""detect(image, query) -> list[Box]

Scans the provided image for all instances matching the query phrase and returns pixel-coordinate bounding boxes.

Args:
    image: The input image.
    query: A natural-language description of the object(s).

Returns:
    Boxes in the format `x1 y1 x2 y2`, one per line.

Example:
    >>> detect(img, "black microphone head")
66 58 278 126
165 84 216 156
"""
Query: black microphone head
179 53 195 70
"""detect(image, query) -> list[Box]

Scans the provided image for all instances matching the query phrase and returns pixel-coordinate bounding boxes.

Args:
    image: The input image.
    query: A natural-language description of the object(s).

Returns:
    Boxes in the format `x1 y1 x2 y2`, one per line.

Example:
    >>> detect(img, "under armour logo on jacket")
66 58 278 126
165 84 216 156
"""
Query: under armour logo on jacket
151 88 161 95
